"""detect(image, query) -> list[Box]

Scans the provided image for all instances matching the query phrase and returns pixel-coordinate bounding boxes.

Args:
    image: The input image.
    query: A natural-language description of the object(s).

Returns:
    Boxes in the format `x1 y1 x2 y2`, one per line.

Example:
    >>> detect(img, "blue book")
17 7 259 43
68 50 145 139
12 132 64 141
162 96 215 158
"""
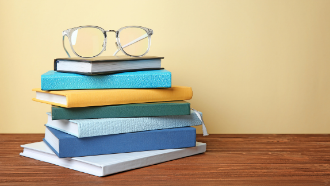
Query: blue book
43 126 196 158
41 70 171 90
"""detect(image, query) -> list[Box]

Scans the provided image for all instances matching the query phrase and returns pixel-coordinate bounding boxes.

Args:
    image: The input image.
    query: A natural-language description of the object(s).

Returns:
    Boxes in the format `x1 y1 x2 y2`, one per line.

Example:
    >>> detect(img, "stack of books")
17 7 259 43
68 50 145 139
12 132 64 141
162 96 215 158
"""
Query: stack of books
20 56 208 177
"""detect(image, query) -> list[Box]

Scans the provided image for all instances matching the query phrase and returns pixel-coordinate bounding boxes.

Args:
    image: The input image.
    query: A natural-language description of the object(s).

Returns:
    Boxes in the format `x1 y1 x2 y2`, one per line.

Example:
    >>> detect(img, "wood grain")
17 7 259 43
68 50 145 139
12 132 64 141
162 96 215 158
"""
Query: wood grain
0 134 330 186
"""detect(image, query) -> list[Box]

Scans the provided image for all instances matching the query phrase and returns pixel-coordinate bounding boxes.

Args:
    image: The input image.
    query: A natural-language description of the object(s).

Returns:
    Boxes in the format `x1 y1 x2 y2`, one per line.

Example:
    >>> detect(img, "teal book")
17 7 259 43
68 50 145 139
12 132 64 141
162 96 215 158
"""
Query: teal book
41 70 171 90
46 110 203 138
51 101 190 120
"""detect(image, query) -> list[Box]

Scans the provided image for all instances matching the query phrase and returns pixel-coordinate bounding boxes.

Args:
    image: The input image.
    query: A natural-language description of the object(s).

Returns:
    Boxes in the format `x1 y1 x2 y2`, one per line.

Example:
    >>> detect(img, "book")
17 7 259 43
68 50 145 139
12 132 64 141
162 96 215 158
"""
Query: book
33 86 193 108
43 126 196 158
54 56 164 75
46 109 203 138
51 101 190 120
41 70 171 90
20 141 206 177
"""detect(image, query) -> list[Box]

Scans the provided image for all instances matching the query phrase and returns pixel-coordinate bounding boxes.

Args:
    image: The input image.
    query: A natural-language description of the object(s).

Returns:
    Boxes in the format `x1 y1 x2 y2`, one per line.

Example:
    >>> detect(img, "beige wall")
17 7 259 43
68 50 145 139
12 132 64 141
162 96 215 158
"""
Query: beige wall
0 0 329 134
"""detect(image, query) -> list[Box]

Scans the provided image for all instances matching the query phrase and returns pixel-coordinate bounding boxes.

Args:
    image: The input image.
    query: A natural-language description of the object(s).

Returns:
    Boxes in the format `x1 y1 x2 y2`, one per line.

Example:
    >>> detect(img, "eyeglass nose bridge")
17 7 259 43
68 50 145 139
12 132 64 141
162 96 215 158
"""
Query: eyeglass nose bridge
105 30 119 37
102 30 117 52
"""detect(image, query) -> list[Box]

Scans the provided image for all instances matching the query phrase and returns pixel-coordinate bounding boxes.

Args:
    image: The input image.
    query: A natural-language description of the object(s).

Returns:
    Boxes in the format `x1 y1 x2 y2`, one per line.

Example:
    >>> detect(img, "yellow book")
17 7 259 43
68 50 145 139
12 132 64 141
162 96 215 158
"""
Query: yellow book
32 86 193 108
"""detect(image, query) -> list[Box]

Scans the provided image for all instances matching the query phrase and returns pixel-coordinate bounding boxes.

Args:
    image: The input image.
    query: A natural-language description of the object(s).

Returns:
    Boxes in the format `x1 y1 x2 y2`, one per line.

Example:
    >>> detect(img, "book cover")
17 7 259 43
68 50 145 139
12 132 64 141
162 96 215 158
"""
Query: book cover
46 109 202 138
51 101 190 120
54 56 164 75
41 70 171 90
20 141 206 177
32 86 193 108
44 126 196 158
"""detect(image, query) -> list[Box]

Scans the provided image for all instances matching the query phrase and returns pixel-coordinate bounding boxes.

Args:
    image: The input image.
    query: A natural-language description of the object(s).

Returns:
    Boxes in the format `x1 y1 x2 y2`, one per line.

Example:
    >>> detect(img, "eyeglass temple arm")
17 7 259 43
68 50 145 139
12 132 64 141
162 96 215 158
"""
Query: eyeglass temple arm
113 33 148 56
62 35 71 58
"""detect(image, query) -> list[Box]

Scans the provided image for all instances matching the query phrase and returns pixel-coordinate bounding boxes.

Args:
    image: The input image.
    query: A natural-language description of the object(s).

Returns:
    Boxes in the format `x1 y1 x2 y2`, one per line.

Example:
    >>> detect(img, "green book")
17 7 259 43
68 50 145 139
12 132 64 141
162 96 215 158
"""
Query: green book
51 101 191 120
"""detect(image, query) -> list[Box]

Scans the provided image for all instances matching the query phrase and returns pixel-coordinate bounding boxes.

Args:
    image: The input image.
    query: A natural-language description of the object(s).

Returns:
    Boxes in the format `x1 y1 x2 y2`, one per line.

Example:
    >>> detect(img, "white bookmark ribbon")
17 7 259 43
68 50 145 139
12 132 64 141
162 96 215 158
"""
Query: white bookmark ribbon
192 109 209 136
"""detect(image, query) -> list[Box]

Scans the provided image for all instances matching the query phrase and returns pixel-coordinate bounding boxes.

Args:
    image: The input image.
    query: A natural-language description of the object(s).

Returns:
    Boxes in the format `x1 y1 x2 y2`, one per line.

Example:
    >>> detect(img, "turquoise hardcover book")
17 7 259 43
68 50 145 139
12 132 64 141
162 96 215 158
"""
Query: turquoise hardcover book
41 70 171 90
46 110 203 138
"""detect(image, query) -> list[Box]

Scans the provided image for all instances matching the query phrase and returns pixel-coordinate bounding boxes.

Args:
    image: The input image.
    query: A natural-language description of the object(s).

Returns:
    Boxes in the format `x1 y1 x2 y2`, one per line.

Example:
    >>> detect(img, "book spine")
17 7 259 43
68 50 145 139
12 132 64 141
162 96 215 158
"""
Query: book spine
41 70 171 90
51 102 191 120
54 60 57 71
46 127 196 158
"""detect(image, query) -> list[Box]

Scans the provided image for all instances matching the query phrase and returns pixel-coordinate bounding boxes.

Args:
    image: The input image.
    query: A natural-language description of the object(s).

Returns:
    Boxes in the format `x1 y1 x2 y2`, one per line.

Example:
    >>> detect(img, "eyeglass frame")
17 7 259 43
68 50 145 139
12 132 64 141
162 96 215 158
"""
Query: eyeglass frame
62 25 153 58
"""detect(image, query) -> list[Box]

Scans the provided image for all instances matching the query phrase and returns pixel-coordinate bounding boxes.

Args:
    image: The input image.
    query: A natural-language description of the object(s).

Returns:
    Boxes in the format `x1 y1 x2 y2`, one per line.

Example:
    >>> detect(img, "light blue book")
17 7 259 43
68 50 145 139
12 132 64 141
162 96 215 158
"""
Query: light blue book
45 110 203 138
41 70 171 90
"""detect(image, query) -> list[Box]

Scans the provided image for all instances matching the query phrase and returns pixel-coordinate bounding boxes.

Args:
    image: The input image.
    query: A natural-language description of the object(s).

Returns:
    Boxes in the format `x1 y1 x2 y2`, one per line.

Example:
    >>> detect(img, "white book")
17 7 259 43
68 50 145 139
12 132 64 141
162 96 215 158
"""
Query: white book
20 141 206 177
54 56 163 75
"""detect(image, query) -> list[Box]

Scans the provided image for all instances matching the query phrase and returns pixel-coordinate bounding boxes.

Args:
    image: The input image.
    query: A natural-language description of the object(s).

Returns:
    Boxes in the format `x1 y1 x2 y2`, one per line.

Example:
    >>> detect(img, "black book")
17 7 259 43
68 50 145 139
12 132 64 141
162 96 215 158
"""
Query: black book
54 56 164 75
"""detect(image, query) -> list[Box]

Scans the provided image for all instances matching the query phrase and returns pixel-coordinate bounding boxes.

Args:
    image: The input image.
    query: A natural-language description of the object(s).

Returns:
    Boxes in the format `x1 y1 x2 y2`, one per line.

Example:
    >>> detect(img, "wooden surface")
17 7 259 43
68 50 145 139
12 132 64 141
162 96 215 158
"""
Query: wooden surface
1 134 330 186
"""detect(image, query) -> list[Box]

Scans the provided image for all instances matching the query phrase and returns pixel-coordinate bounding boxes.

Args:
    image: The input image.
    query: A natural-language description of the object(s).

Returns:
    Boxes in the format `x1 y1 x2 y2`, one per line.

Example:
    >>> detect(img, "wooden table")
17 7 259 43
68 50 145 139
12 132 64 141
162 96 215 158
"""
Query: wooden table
1 134 330 185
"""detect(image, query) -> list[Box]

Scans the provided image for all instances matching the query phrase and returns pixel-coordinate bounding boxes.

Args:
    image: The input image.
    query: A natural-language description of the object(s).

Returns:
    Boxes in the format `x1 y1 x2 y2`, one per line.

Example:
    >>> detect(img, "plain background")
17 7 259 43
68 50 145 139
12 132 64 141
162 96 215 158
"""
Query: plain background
0 0 329 134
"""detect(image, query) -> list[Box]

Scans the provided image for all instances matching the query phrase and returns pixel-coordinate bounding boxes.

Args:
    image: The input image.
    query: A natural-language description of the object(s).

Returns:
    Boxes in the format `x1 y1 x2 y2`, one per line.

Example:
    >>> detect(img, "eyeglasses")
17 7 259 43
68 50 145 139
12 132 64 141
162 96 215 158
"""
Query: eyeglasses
62 26 153 58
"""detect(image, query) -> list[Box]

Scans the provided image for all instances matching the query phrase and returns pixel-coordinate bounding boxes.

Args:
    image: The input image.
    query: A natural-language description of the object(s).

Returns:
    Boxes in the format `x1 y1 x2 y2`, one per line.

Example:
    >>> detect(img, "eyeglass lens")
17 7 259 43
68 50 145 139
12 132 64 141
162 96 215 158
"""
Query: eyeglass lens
118 27 149 56
71 27 105 57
